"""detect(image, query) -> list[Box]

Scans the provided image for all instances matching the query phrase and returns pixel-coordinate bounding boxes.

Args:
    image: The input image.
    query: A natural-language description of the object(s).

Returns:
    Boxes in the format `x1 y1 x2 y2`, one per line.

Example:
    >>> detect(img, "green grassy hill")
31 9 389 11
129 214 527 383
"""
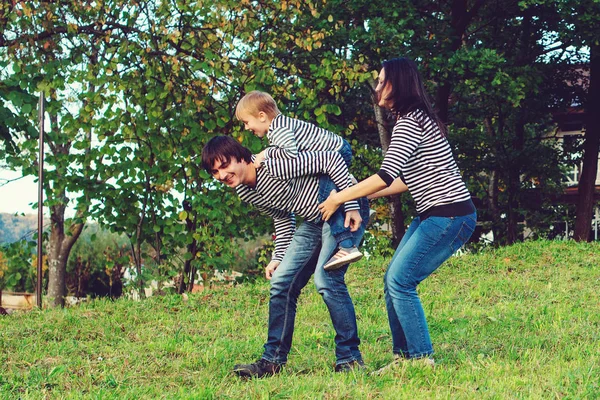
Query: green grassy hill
1 240 599 399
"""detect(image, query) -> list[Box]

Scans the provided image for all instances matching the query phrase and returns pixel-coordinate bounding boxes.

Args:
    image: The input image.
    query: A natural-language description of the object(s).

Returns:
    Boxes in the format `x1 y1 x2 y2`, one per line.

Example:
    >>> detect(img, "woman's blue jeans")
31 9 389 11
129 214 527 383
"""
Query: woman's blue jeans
262 206 368 366
384 212 477 359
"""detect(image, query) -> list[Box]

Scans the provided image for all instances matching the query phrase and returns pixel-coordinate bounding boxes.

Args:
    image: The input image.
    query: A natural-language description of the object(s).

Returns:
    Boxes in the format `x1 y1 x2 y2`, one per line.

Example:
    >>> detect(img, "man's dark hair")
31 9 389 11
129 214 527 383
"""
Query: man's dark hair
201 135 253 173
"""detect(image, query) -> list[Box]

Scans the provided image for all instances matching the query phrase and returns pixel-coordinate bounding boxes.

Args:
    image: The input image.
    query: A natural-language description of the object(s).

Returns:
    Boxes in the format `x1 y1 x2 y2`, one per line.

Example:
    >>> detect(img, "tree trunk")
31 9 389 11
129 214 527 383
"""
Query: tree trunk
506 121 525 245
574 43 600 241
369 80 405 245
482 117 506 243
435 0 485 122
47 204 84 307
44 100 90 307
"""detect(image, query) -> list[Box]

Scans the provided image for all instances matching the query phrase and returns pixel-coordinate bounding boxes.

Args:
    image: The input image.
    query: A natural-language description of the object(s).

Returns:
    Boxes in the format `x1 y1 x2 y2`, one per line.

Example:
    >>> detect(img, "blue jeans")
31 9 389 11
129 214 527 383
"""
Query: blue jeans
384 212 477 359
317 140 363 249
338 138 353 168
262 207 368 366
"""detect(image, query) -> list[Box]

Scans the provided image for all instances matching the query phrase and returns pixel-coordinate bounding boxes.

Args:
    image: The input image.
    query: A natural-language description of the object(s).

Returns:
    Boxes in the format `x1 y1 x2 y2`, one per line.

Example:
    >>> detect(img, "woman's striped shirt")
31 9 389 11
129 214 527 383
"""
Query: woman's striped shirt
264 114 344 159
236 151 359 262
377 109 473 217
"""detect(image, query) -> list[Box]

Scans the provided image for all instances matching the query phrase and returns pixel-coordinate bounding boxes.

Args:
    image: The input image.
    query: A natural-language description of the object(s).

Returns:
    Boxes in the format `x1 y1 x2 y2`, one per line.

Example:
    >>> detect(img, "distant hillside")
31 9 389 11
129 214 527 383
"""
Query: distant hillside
0 213 40 243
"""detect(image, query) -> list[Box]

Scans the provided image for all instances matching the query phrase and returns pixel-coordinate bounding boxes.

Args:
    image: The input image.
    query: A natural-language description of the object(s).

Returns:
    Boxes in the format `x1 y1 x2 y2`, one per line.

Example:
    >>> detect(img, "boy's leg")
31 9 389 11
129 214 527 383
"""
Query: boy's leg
322 195 370 271
317 175 363 270
338 139 353 169
317 175 353 245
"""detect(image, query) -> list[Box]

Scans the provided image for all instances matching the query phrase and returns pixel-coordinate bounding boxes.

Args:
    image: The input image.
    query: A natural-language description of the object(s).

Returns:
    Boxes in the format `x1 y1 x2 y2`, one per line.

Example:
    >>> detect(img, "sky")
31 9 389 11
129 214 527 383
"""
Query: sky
0 170 44 215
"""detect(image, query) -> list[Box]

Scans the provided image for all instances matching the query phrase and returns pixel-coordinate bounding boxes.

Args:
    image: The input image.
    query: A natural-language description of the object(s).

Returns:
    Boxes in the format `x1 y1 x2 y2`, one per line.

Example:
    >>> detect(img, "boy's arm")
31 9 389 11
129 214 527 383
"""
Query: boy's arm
265 125 299 159
263 151 359 212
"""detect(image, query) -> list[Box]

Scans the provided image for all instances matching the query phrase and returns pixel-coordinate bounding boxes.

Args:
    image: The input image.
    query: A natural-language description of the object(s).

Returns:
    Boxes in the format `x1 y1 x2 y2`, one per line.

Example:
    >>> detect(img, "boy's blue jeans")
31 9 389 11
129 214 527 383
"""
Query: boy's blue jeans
261 199 369 366
317 138 358 248
384 212 477 359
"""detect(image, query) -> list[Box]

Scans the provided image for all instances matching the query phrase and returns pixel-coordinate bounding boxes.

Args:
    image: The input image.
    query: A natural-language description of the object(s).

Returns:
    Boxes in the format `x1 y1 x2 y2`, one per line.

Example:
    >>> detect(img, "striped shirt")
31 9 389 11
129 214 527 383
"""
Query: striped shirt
378 109 472 216
264 114 344 159
236 151 359 262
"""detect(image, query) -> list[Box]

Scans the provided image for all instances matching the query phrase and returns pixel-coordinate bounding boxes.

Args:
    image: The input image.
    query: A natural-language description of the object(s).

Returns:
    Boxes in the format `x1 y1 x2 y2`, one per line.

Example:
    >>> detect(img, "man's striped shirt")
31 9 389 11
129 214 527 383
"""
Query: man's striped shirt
378 109 472 216
236 151 359 262
264 114 344 159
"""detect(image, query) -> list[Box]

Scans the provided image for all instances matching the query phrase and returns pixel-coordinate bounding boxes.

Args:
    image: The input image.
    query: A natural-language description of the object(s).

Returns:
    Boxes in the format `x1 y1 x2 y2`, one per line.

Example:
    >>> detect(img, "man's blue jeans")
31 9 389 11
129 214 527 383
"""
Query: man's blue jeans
261 203 369 366
384 212 477 359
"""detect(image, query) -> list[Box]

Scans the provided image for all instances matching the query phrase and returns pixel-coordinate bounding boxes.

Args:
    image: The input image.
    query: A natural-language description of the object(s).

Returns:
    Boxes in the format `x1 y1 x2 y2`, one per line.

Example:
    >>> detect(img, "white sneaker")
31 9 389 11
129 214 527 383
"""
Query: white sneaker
371 355 403 376
371 355 434 375
323 247 363 271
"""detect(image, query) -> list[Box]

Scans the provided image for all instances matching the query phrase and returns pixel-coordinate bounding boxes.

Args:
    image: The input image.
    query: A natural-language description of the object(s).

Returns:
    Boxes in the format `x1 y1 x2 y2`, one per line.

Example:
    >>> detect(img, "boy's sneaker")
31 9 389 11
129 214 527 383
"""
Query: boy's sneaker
323 247 363 271
233 359 282 378
335 359 365 372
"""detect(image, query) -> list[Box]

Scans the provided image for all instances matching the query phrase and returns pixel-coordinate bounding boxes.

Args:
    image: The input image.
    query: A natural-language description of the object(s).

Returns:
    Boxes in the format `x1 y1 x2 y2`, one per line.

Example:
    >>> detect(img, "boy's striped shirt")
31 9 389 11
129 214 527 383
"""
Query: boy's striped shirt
237 151 358 262
264 114 344 159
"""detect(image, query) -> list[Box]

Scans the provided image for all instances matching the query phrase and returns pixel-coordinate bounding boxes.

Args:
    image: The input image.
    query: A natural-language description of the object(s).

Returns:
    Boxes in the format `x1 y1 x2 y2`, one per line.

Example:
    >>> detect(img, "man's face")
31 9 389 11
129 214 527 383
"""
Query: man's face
237 109 271 138
210 157 248 188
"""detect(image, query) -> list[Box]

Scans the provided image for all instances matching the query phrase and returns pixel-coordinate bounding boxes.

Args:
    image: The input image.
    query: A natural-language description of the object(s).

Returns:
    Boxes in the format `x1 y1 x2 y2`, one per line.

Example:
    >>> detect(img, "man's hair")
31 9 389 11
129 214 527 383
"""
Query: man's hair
201 136 252 173
235 90 280 120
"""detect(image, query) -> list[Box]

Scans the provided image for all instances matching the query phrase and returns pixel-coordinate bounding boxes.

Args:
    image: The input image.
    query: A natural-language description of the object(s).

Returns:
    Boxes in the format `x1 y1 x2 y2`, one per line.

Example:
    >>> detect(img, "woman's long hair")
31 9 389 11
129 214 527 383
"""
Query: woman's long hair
380 58 447 137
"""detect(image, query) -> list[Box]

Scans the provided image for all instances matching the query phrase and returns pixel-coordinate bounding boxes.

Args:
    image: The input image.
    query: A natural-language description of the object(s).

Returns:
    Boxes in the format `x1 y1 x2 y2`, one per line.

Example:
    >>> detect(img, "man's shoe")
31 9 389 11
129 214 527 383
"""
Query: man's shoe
335 359 365 372
233 359 281 378
323 247 363 271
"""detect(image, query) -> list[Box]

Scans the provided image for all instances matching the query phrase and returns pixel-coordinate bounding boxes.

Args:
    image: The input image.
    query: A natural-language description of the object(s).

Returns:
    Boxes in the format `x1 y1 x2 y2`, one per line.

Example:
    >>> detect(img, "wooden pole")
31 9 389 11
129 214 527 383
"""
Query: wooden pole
36 94 44 308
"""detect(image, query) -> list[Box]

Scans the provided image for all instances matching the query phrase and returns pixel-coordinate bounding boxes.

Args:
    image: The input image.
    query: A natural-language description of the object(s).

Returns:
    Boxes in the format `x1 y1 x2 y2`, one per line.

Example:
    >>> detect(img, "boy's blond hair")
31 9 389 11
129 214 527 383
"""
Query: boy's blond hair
235 91 280 120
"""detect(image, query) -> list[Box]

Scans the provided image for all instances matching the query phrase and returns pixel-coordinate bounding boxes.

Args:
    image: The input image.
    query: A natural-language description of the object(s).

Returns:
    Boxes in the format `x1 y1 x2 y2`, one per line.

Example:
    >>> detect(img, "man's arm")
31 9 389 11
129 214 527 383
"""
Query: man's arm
252 203 296 263
238 186 296 274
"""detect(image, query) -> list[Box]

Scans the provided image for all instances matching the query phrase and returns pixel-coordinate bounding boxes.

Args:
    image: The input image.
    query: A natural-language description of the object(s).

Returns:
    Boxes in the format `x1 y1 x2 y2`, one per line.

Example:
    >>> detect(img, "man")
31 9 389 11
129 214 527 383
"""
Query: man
201 135 369 377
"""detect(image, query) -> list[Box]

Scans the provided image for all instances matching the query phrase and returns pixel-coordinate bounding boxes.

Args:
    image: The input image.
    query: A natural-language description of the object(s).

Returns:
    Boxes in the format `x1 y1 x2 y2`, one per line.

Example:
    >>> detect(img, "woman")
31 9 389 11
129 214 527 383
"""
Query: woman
319 57 476 369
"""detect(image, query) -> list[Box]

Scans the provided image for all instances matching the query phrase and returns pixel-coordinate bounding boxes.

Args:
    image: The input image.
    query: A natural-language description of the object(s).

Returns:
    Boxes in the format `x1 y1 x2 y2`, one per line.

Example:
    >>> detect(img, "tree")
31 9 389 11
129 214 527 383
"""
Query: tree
557 0 600 241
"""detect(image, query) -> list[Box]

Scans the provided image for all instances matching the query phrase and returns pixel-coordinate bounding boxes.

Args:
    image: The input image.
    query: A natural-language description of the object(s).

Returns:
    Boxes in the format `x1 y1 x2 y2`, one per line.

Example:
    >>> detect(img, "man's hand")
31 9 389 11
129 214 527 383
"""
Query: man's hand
318 190 342 222
253 150 267 169
344 209 362 232
265 260 280 280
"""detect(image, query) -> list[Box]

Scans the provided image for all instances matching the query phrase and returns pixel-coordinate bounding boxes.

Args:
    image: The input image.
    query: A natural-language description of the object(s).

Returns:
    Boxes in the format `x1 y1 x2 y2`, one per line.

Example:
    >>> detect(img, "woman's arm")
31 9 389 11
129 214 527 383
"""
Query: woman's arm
367 178 408 200
318 174 388 221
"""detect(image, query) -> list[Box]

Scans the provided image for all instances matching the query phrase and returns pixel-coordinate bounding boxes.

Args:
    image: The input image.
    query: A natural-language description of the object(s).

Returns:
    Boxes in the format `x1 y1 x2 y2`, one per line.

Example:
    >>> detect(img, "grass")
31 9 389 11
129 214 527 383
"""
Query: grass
1 240 599 399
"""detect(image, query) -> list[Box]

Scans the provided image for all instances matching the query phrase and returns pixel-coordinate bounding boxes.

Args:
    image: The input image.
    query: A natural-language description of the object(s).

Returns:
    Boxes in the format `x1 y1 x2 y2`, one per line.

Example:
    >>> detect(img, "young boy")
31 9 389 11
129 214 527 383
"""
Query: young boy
235 90 363 271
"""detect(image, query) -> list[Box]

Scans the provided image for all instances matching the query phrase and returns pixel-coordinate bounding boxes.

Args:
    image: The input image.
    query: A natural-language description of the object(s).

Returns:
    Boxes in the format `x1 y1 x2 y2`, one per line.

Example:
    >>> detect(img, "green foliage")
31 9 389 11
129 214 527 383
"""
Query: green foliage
66 225 131 298
0 239 41 292
1 0 598 302
0 240 599 398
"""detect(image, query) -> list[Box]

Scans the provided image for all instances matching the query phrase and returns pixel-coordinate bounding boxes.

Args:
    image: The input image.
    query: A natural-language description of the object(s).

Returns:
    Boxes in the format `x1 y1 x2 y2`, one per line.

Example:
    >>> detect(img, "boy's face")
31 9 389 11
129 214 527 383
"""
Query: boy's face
209 157 249 188
238 109 271 138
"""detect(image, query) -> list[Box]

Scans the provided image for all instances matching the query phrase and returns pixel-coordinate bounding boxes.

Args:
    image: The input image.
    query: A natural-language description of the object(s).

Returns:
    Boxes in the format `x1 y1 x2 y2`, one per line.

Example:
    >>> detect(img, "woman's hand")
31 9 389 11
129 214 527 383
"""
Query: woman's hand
318 191 342 221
